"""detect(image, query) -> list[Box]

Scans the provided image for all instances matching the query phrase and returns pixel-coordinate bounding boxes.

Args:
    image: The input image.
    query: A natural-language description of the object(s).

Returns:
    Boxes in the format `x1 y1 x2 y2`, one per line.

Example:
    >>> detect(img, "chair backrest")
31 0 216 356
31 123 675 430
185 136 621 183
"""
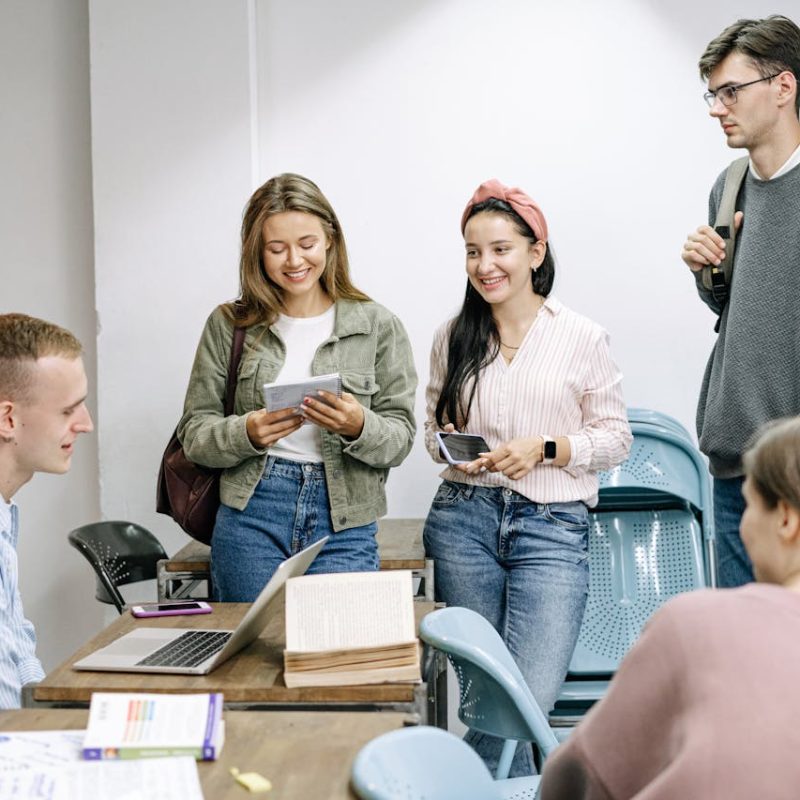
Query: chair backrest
597 418 713 539
626 407 693 441
569 507 706 675
419 607 559 756
67 521 168 613
351 725 503 800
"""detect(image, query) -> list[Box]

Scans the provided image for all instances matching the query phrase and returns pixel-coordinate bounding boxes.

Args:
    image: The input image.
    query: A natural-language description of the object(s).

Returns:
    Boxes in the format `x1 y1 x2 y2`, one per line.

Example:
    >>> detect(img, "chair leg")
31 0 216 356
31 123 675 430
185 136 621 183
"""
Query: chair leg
496 738 518 780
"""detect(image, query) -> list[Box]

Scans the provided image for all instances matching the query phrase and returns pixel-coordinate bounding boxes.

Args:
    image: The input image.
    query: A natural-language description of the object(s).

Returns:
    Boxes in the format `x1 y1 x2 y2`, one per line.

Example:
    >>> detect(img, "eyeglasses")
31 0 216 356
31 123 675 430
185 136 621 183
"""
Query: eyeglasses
703 73 781 107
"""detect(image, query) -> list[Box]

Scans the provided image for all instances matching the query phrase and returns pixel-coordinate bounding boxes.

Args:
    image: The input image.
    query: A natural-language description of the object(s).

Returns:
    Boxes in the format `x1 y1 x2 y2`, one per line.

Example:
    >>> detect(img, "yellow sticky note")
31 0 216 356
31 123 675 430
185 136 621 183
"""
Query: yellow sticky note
230 767 273 793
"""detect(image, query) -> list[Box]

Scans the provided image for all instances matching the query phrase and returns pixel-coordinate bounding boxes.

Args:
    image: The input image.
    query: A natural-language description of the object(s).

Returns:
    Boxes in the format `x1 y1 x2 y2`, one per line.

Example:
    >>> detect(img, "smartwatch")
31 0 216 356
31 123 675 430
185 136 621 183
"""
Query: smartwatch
541 436 557 465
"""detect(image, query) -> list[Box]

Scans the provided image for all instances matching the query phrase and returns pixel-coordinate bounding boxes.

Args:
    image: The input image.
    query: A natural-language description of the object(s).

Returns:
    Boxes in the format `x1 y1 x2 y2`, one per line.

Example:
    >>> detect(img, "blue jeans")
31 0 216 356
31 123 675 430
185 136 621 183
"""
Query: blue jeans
424 480 589 778
713 476 753 587
211 456 379 601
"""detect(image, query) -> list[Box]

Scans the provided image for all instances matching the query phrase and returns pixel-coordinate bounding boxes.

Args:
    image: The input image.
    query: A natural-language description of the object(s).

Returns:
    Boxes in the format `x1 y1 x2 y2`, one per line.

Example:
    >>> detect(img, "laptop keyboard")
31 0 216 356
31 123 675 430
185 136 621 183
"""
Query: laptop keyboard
136 630 233 668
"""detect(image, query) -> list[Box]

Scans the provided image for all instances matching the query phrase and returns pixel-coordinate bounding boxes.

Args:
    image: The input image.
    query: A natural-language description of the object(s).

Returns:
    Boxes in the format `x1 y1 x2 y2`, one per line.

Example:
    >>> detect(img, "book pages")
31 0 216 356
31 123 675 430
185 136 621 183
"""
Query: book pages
285 571 415 652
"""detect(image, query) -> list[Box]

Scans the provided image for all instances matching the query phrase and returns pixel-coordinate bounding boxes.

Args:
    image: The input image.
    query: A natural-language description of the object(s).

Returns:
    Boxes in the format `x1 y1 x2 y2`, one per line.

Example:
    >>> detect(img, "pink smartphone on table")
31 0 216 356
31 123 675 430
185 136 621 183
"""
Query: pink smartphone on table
130 600 212 618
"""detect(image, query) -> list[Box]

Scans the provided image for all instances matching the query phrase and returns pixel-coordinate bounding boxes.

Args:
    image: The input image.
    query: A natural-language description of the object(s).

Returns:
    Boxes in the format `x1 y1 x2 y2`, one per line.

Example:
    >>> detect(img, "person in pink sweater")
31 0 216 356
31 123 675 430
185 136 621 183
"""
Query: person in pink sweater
539 415 800 799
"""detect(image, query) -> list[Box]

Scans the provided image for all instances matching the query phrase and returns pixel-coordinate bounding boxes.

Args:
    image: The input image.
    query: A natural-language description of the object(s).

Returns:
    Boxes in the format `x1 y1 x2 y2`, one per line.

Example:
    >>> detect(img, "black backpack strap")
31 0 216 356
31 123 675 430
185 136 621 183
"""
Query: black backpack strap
701 156 749 307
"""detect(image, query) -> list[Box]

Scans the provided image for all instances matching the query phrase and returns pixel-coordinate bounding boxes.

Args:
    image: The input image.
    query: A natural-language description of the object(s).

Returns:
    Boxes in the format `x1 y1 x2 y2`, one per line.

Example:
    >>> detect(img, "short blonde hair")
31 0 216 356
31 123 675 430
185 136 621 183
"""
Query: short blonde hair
743 417 800 510
0 313 83 400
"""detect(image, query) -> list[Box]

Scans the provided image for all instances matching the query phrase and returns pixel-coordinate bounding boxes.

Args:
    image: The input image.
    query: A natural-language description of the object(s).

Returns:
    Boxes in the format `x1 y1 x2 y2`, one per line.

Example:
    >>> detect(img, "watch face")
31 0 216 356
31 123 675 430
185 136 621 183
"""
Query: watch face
544 440 557 460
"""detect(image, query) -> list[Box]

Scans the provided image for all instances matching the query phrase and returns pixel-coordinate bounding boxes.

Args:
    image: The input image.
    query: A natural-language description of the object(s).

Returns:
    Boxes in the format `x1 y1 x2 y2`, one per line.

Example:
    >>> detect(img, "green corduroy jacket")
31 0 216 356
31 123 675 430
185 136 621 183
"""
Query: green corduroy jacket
177 299 418 532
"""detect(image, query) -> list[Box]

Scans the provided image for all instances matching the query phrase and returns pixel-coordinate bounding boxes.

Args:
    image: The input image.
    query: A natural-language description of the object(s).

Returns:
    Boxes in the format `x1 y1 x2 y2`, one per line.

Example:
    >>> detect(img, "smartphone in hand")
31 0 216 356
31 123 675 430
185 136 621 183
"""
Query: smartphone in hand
130 601 212 618
435 431 490 465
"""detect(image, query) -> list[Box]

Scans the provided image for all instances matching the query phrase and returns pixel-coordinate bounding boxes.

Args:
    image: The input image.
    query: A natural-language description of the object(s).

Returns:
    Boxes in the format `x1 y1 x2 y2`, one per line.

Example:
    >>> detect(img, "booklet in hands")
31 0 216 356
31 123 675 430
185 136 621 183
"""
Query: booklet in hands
262 372 342 414
283 570 422 688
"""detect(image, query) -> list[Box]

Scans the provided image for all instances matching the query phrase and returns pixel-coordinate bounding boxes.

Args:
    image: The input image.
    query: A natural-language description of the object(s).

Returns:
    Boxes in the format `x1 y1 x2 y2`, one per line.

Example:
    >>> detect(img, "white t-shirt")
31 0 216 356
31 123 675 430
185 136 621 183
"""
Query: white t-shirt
268 306 336 463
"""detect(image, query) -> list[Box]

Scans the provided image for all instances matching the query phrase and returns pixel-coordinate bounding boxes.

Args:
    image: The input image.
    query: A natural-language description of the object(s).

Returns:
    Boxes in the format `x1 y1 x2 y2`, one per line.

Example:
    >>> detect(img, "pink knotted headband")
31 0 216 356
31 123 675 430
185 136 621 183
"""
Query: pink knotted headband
460 178 548 243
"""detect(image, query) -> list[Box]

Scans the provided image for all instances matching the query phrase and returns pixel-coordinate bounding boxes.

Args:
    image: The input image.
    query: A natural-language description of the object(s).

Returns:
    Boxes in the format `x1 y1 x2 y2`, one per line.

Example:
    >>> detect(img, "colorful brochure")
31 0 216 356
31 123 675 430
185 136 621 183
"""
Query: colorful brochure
82 692 224 761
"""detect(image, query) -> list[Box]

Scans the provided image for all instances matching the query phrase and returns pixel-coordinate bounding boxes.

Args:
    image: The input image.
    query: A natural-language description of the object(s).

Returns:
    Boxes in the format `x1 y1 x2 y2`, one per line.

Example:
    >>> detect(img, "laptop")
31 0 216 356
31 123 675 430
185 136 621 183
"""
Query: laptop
73 537 327 675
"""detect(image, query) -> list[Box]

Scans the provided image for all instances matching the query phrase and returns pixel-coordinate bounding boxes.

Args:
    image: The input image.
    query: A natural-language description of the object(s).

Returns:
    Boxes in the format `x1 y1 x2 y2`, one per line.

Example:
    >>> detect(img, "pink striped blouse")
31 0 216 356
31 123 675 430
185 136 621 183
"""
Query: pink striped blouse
424 296 632 507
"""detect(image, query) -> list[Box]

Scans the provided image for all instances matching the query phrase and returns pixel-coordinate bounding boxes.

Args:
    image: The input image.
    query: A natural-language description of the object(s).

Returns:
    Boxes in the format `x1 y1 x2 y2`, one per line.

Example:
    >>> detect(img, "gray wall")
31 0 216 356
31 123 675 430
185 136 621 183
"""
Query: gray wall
1 0 103 668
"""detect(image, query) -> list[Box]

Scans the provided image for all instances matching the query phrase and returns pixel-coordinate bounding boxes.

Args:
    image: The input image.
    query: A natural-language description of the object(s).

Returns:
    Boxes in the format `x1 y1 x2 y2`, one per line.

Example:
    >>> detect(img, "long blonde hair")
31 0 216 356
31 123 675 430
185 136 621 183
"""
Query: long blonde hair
224 173 369 327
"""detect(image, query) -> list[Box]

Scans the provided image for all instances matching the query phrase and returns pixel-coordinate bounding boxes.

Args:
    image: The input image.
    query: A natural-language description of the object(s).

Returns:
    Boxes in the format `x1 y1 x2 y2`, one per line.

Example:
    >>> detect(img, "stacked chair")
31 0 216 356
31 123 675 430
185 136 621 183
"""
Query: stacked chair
551 408 716 735
354 605 558 799
352 408 715 794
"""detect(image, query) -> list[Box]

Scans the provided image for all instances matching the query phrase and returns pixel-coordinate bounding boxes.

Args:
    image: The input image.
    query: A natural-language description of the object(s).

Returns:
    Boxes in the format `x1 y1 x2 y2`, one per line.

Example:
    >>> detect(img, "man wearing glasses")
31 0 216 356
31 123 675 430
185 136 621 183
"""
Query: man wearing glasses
681 16 800 588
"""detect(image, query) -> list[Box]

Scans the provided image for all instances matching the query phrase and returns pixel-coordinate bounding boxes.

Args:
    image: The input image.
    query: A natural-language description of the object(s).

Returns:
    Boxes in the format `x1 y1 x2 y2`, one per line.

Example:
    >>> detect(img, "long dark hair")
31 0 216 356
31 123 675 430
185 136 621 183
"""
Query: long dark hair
434 198 555 429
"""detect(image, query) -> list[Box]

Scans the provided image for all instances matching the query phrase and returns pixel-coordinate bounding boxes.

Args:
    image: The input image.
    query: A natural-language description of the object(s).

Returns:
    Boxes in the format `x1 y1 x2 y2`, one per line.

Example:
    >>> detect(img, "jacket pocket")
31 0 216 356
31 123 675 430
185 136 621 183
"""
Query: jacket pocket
341 371 380 408
236 357 280 413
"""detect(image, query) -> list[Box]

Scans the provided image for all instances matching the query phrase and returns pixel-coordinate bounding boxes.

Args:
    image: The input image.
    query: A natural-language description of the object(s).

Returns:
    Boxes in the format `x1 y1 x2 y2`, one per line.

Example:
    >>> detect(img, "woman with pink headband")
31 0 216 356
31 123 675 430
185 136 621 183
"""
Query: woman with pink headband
423 178 632 777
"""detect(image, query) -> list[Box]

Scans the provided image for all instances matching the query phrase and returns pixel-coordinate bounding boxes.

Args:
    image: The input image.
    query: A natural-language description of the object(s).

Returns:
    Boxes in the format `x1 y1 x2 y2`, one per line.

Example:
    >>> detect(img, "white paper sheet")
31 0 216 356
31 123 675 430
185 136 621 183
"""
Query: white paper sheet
0 752 204 800
0 731 83 770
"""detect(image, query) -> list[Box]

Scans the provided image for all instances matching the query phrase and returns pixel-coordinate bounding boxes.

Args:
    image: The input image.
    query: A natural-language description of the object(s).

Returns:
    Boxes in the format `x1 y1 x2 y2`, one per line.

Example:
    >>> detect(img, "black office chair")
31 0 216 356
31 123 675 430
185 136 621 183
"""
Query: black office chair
68 521 168 614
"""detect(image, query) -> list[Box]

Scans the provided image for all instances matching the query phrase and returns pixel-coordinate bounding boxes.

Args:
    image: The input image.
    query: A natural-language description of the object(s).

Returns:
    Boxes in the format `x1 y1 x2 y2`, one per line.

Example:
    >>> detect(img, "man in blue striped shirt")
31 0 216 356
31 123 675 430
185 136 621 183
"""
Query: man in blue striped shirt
0 314 93 708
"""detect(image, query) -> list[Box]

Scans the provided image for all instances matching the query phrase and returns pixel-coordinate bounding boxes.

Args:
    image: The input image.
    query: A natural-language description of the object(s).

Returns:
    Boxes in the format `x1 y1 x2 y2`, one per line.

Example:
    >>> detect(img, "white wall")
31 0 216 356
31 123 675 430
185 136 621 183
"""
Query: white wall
1 0 103 669
89 0 254 554
91 0 797 538
253 0 794 515
6 0 796 666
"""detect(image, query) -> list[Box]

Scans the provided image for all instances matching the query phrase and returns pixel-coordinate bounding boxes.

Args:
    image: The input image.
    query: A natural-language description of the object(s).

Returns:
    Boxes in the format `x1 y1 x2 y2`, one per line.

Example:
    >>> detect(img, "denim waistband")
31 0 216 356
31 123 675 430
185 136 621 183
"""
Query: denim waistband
263 455 326 480
443 479 587 512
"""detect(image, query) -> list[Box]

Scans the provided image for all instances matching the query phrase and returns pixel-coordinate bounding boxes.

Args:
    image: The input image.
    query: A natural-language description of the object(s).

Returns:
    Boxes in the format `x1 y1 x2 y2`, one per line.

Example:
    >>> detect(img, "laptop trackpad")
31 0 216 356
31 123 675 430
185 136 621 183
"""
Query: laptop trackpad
102 627 194 656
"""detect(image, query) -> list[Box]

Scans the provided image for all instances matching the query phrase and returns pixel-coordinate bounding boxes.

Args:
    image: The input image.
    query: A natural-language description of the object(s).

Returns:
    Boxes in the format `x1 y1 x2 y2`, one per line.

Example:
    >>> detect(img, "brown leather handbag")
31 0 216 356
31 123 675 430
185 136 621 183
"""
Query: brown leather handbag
156 324 247 544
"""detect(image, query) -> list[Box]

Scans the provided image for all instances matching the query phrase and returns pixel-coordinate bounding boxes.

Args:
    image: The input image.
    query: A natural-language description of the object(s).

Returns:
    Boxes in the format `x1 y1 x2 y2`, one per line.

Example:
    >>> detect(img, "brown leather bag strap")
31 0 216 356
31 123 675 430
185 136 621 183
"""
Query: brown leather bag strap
224 323 247 416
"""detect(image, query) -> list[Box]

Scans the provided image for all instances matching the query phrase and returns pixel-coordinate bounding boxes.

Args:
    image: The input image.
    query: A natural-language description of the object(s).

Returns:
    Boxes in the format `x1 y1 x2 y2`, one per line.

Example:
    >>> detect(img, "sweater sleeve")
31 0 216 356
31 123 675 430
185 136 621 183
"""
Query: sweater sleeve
540 601 688 800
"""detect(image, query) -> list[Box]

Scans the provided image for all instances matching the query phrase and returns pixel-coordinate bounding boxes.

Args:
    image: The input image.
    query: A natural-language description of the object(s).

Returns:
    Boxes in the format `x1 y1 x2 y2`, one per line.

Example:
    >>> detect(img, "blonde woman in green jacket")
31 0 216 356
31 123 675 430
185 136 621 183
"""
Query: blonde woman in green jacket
177 174 417 601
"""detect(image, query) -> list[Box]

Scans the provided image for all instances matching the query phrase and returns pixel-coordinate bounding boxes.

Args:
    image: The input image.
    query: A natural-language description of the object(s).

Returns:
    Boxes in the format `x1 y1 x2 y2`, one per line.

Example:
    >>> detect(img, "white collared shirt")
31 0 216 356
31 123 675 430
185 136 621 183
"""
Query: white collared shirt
424 296 632 507
0 497 45 709
750 141 800 180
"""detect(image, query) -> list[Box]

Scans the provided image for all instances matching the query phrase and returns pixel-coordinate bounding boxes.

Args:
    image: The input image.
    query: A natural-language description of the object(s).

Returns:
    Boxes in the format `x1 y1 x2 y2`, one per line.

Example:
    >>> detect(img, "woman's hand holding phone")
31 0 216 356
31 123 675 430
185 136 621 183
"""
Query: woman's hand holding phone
436 428 491 474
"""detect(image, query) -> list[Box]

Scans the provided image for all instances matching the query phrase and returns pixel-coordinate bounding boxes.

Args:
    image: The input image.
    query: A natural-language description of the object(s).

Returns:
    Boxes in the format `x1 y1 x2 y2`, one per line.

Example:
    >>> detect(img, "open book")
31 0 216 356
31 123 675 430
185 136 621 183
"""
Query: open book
283 570 422 688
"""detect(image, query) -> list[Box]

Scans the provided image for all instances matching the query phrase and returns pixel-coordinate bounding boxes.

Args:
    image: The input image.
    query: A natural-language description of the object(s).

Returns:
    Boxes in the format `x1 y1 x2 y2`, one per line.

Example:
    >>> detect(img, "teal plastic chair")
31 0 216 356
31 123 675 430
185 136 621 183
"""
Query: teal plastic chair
553 411 715 732
351 726 504 800
626 407 694 441
419 607 559 786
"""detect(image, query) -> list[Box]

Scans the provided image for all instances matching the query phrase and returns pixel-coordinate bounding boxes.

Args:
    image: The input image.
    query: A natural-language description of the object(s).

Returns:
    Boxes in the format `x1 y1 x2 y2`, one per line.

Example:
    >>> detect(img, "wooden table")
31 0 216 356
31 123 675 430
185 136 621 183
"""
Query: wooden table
158 518 434 602
29 601 447 727
0 708 412 799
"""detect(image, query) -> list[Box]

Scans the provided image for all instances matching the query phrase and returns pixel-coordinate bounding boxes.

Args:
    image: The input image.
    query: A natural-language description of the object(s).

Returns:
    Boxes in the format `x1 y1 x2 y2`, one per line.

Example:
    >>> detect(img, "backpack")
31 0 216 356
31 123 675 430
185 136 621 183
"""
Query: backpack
700 156 749 317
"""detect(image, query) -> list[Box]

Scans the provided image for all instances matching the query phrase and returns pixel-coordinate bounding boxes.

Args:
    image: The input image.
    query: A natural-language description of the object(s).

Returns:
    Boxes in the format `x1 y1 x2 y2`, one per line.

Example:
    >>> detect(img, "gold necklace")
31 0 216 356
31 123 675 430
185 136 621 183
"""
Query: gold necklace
498 298 543 352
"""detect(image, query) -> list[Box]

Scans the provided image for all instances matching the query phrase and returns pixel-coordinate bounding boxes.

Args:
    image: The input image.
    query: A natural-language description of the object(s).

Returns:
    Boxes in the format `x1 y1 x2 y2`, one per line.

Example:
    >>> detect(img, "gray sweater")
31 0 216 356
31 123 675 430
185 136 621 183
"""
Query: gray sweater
695 163 800 478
